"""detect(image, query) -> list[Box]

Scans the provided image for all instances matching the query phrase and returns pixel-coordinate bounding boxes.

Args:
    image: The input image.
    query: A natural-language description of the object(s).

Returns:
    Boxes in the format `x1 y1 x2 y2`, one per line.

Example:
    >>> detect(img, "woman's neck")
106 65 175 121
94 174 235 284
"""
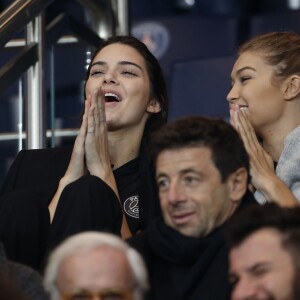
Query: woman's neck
260 117 300 162
107 126 145 169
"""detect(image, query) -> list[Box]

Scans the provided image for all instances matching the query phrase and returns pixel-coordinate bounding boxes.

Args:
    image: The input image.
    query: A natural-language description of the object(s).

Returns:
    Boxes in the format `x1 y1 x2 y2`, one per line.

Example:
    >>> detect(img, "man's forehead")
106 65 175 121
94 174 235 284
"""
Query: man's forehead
156 147 214 173
230 228 287 265
157 146 212 162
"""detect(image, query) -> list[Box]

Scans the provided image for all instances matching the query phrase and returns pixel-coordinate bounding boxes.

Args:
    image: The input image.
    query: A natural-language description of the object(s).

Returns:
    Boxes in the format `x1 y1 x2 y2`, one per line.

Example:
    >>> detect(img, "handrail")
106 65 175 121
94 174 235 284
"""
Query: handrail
0 44 37 91
0 128 78 141
77 0 129 37
25 14 46 149
0 13 105 94
0 0 54 48
0 0 129 48
0 0 129 149
46 13 104 48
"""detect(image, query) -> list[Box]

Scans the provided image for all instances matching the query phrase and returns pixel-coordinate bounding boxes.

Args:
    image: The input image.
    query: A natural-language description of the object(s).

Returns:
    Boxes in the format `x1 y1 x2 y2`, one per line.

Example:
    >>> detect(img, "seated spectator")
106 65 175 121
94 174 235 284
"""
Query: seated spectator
0 35 168 270
227 31 300 207
226 203 300 300
44 231 148 300
0 242 49 300
128 115 257 300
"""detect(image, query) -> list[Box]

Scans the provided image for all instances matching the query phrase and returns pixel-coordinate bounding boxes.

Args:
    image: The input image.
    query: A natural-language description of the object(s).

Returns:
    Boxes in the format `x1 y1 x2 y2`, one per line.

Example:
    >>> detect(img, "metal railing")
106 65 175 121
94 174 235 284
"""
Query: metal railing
0 0 128 149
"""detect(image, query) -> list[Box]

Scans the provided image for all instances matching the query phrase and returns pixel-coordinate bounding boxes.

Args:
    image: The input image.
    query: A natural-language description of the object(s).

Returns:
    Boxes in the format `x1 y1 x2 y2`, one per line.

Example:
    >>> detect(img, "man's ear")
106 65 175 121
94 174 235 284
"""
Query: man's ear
146 98 161 113
227 167 248 204
283 75 300 100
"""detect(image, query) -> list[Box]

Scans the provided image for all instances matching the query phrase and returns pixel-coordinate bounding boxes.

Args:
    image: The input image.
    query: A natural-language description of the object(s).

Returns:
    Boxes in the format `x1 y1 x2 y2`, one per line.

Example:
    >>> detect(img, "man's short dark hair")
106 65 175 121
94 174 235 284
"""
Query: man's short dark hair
226 203 300 271
150 115 250 183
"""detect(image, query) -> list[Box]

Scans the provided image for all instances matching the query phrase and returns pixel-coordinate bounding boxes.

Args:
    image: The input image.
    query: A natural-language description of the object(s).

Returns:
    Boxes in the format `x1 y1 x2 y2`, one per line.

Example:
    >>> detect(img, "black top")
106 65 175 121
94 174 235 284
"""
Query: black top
115 158 140 234
0 141 160 270
127 190 257 300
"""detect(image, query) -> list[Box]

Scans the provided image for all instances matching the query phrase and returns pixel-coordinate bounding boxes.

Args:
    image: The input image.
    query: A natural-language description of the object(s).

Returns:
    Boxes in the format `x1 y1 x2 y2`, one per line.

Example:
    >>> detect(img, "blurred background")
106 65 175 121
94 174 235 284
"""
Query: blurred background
0 0 300 186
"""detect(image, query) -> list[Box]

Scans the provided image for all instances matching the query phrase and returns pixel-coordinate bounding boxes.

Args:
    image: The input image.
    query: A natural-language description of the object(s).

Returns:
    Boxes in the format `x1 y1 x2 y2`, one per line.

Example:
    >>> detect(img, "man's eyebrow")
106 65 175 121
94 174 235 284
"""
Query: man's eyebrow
248 262 270 272
180 168 199 175
156 168 200 180
90 60 143 71
156 172 167 181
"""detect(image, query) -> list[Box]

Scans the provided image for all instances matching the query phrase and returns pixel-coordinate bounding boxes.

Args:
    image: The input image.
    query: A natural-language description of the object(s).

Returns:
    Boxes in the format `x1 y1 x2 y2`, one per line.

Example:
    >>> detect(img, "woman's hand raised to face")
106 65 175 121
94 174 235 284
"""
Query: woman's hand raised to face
62 88 116 193
85 88 113 180
62 100 90 185
63 88 112 186
230 105 275 194
85 88 132 238
49 101 90 221
230 105 299 206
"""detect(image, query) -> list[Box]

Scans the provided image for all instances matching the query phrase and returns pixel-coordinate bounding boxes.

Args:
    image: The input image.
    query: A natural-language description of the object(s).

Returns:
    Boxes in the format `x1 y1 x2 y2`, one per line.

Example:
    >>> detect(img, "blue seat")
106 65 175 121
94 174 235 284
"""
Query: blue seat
132 15 239 78
250 10 300 36
168 55 236 120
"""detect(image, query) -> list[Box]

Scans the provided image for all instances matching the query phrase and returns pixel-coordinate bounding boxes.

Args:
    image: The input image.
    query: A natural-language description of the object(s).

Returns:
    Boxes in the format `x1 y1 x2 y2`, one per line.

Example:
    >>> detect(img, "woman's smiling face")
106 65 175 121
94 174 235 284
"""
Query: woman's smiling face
85 43 159 132
227 51 286 135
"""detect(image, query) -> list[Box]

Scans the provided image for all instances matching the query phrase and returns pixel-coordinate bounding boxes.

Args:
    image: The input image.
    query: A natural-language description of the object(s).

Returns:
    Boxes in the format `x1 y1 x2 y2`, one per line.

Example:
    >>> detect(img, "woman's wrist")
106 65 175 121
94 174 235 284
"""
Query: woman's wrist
262 176 298 207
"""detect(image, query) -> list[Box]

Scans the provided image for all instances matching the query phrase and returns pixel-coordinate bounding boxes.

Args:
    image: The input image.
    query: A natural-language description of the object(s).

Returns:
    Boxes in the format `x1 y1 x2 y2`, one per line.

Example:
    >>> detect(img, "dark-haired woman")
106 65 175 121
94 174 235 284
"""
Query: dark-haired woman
0 35 168 270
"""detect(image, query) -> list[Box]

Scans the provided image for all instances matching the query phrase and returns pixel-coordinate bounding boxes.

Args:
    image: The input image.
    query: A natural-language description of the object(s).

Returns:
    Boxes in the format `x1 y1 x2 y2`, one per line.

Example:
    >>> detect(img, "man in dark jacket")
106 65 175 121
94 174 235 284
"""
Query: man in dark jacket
128 115 256 300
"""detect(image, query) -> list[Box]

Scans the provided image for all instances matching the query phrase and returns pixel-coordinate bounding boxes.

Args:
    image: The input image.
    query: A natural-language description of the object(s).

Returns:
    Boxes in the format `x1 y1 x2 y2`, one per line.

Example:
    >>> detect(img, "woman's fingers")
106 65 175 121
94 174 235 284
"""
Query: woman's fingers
229 109 237 129
86 89 106 143
239 108 257 144
63 100 90 183
86 100 95 135
85 88 111 178
233 108 258 154
233 107 275 191
90 88 106 135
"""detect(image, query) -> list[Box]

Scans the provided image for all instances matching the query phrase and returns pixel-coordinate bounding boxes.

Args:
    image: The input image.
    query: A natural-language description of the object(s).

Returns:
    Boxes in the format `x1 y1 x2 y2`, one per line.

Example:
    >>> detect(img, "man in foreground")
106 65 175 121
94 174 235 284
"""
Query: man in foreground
128 115 256 299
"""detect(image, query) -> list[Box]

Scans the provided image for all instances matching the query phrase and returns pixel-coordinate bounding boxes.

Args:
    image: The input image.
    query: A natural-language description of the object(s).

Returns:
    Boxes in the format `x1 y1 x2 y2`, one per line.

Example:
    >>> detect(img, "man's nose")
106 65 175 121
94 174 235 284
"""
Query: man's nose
166 182 187 205
231 278 258 300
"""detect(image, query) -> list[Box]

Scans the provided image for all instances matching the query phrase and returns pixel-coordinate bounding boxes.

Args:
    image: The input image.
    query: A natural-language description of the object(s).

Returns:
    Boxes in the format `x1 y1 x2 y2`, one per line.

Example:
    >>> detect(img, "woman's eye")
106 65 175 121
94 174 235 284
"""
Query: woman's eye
121 70 137 76
90 70 104 76
240 76 250 83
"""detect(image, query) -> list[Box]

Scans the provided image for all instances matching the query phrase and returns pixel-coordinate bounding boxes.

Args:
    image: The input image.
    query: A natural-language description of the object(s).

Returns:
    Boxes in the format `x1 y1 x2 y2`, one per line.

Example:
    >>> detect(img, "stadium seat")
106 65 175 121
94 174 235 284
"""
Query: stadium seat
168 55 236 120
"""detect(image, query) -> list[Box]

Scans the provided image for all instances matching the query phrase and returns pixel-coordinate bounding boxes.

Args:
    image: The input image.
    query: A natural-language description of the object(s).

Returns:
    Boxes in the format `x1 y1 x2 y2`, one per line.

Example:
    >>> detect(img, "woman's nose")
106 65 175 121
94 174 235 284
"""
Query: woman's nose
227 84 239 103
103 72 117 85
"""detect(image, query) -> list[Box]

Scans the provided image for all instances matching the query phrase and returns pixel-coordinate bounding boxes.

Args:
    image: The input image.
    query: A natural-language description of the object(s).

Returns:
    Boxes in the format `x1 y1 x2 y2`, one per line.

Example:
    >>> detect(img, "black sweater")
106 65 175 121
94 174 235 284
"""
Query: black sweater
0 141 160 270
128 191 257 300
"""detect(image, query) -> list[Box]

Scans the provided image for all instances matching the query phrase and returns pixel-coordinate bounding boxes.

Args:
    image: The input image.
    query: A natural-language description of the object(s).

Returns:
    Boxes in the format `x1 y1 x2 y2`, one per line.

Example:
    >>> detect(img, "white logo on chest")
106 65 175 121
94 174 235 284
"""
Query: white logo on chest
123 195 139 218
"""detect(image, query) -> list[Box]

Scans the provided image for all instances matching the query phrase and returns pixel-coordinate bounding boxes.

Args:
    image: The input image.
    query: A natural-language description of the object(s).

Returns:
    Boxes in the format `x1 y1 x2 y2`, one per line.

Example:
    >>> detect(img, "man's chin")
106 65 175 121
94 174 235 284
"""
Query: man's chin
175 225 203 239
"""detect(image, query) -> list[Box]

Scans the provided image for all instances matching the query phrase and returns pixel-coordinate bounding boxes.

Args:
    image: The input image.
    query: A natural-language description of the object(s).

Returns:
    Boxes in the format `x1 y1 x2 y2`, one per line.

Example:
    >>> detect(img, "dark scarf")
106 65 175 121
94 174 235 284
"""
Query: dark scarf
147 190 255 262
147 219 228 300
145 190 256 300
148 218 224 264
